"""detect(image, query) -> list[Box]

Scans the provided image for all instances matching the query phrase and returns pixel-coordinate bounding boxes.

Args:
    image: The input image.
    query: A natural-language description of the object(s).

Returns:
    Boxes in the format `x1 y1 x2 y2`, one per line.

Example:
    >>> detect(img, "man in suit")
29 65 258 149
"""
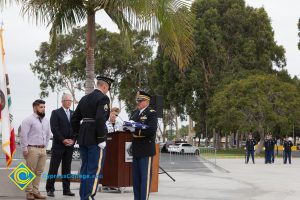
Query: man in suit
71 76 113 200
130 91 158 200
46 93 75 197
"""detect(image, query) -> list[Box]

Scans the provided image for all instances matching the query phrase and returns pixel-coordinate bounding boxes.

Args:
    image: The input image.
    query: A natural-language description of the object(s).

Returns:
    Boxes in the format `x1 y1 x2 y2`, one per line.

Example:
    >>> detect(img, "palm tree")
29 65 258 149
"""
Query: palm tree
3 0 195 94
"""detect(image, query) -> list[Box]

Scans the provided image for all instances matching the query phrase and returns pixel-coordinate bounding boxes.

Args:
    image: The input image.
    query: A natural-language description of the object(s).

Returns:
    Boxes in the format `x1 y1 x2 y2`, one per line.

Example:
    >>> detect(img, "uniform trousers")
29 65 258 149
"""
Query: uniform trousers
284 151 291 164
271 148 275 163
79 145 106 200
246 149 255 163
265 149 272 164
133 156 153 200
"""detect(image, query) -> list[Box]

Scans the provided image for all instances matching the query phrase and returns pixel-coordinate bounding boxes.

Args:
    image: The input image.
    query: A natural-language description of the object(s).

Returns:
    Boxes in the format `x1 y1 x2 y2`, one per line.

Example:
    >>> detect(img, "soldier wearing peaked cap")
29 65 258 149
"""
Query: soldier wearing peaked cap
129 91 158 200
245 134 257 164
283 137 293 164
71 75 113 200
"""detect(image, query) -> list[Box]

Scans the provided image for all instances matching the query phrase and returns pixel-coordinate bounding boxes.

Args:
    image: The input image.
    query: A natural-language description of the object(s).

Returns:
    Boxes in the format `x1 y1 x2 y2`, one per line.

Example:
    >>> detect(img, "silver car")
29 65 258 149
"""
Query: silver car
168 143 199 154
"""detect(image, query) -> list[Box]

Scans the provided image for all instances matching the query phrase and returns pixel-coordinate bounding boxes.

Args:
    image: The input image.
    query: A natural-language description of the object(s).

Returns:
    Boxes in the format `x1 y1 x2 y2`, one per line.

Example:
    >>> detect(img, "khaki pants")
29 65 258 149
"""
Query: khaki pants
25 147 47 194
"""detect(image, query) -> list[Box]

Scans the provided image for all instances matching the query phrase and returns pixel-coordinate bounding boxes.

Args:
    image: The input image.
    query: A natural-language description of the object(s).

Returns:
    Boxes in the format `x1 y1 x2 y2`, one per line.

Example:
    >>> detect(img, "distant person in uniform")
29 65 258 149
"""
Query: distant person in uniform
46 93 75 197
20 99 51 200
71 76 113 200
245 134 256 164
269 134 276 163
264 135 272 164
130 91 158 200
106 107 123 133
283 137 293 164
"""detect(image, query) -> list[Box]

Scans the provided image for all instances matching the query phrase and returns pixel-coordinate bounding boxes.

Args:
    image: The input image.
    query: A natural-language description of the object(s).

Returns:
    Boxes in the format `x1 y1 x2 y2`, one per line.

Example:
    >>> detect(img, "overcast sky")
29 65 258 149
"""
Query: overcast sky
1 1 300 128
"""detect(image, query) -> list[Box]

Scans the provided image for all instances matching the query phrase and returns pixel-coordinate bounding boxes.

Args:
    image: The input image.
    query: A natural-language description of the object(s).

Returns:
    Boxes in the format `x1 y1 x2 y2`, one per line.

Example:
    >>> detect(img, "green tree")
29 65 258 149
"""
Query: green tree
208 74 300 153
186 0 286 137
31 26 154 106
5 0 195 94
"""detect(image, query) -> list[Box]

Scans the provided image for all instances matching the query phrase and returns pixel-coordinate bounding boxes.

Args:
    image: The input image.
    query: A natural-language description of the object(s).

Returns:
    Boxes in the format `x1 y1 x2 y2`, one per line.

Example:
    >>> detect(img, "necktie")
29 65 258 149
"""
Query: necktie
66 110 70 121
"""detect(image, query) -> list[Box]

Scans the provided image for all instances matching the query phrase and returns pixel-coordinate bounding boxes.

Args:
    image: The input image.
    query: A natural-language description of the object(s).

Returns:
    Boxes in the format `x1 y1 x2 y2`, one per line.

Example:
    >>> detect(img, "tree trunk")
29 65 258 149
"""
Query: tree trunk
225 132 228 150
85 11 96 94
213 128 216 148
175 115 180 140
256 126 265 155
236 130 239 149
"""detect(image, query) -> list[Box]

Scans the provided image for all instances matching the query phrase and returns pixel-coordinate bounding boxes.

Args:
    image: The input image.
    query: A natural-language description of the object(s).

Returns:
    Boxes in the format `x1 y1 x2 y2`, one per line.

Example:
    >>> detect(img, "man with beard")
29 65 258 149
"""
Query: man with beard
20 99 51 200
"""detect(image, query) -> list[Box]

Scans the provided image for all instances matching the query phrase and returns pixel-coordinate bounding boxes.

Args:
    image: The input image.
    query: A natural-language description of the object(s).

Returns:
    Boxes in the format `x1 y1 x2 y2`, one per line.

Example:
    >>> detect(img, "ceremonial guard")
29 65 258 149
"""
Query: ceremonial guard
245 134 256 164
269 134 276 163
283 137 293 164
264 135 272 164
71 76 113 200
130 91 158 200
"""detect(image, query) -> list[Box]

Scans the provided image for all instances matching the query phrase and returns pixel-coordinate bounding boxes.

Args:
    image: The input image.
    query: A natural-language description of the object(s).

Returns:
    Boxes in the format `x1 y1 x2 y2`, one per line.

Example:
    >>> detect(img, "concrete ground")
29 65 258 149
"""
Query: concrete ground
1 156 300 200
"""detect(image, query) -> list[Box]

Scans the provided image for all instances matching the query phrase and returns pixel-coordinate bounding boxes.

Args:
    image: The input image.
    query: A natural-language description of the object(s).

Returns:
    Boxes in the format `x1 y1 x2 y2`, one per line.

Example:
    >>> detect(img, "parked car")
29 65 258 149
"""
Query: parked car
72 144 80 160
159 142 165 151
161 141 174 153
168 143 199 155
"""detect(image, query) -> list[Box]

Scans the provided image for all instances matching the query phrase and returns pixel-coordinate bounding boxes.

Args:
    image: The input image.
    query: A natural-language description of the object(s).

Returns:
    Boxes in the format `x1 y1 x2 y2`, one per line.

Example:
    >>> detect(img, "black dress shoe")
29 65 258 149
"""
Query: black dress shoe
63 191 75 196
47 191 55 197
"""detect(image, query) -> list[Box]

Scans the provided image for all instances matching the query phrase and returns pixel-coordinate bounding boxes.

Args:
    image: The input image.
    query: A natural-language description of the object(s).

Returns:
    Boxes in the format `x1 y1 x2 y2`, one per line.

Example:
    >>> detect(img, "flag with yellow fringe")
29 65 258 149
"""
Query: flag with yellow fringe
0 26 16 168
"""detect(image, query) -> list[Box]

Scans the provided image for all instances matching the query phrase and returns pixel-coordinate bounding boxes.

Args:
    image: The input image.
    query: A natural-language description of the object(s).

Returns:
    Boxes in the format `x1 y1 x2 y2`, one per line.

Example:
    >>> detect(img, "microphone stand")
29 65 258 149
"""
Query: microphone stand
159 166 176 182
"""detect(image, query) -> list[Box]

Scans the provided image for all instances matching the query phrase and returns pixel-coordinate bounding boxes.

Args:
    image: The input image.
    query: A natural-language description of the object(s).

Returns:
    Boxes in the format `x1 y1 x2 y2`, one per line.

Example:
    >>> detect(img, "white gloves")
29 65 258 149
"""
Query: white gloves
98 141 106 149
125 126 135 132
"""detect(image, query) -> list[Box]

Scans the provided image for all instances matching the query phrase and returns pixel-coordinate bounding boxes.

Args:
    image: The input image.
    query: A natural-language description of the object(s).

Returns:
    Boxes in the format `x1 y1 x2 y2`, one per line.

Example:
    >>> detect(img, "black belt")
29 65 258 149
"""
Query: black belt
82 118 95 122
28 145 45 148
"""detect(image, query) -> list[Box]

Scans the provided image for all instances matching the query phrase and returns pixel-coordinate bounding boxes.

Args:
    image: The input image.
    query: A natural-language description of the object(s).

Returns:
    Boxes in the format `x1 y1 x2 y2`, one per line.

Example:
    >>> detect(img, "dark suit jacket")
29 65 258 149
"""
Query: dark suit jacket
50 107 74 149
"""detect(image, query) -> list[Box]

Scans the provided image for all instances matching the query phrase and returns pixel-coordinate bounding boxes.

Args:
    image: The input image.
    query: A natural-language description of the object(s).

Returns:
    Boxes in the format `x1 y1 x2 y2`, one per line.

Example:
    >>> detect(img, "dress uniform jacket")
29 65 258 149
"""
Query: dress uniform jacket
246 139 257 151
71 89 110 145
283 141 293 152
264 139 273 150
130 107 158 157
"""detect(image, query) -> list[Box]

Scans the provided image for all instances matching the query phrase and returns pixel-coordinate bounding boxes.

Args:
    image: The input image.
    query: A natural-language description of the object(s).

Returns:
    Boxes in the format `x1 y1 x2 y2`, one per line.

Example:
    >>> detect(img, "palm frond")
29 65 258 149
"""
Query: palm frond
102 0 195 69
21 0 86 33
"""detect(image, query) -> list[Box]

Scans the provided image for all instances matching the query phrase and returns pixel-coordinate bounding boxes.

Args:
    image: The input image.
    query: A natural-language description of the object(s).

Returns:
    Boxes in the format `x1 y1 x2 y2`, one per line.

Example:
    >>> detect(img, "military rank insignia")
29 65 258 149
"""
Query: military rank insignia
150 109 156 112
140 116 147 121
104 104 108 111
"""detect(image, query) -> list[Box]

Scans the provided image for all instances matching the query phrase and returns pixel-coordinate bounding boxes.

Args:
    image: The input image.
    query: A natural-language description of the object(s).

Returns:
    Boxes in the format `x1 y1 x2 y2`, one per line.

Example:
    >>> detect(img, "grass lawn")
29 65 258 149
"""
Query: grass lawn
202 148 285 159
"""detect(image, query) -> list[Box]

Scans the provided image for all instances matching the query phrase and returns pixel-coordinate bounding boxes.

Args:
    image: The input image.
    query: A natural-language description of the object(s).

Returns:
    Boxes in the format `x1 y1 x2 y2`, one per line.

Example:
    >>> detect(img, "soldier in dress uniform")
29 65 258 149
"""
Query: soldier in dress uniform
129 91 158 200
71 76 113 200
269 134 276 163
283 137 293 164
245 134 257 164
264 135 272 164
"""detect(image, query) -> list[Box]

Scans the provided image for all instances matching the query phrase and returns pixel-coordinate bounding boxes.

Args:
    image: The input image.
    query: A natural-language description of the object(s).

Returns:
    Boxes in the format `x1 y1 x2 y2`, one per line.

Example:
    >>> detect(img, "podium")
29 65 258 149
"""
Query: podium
100 131 159 192
100 131 133 187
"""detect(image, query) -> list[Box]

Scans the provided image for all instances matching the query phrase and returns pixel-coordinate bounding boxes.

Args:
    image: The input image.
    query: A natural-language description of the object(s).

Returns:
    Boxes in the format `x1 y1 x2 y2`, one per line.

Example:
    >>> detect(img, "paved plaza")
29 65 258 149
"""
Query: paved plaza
1 155 300 200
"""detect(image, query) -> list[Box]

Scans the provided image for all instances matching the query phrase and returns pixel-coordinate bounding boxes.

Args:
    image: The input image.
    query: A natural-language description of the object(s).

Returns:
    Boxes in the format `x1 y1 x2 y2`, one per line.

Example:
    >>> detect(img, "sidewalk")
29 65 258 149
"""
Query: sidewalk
2 157 300 200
